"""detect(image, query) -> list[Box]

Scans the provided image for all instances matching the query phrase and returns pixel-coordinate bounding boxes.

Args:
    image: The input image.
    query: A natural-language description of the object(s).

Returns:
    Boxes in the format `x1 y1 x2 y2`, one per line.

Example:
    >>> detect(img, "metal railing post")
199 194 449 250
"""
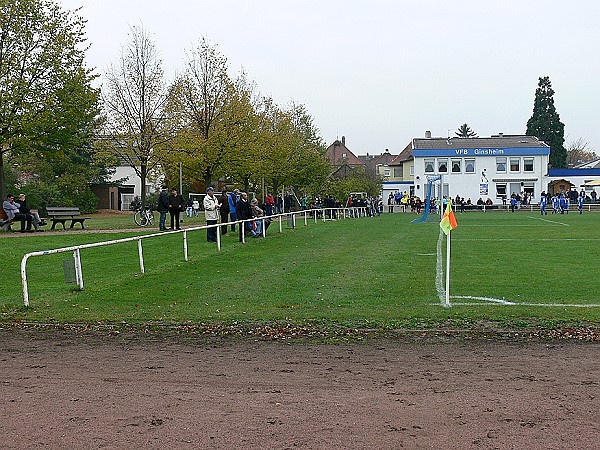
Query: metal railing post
138 239 145 274
74 249 84 290
184 230 189 261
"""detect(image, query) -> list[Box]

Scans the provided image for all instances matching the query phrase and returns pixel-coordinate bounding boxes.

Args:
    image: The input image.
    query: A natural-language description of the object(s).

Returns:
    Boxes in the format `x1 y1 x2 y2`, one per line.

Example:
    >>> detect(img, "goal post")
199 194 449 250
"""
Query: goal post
412 175 443 223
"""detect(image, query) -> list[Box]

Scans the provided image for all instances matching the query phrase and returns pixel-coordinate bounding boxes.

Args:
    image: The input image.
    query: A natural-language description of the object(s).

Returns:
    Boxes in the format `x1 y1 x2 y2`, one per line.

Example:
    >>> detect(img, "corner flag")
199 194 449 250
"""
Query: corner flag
440 202 458 235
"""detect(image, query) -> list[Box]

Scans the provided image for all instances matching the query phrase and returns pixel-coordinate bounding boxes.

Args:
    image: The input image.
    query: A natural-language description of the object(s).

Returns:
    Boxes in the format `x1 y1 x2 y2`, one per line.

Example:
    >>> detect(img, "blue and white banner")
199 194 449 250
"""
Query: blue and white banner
414 147 549 157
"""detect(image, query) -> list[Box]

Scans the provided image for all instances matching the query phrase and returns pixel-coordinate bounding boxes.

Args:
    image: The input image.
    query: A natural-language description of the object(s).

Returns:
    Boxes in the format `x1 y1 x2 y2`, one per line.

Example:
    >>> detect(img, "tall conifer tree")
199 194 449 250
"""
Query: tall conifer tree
526 76 566 168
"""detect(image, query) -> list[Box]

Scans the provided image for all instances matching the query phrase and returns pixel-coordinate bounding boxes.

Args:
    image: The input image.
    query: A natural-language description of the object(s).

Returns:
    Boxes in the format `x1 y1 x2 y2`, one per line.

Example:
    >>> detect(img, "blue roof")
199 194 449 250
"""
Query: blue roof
549 168 600 177
383 181 413 185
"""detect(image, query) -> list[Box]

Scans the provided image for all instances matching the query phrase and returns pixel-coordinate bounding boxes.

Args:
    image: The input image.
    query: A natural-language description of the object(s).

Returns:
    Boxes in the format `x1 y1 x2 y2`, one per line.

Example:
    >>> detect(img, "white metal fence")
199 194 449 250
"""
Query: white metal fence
20 207 367 306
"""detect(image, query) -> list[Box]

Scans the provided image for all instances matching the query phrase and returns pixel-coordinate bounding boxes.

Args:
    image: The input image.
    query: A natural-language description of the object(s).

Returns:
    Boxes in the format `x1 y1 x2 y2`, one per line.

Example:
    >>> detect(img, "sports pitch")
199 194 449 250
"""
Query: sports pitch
2 210 600 327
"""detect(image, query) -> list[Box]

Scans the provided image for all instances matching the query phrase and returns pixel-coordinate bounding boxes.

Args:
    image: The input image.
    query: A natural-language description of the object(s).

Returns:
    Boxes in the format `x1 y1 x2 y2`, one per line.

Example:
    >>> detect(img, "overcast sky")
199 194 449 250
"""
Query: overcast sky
57 0 600 155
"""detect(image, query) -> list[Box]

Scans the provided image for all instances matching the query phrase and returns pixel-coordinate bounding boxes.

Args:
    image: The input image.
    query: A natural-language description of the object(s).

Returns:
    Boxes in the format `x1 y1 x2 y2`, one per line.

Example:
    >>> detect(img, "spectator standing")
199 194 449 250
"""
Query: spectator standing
192 198 200 217
203 186 220 242
218 189 230 235
168 188 185 230
300 195 307 210
228 189 239 232
265 192 275 216
157 186 169 231
185 197 193 217
236 192 255 241
284 191 293 212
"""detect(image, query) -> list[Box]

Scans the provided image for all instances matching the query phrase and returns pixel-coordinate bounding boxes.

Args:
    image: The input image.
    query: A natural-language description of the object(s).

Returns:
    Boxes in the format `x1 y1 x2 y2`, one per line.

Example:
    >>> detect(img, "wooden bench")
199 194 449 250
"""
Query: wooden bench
46 207 90 230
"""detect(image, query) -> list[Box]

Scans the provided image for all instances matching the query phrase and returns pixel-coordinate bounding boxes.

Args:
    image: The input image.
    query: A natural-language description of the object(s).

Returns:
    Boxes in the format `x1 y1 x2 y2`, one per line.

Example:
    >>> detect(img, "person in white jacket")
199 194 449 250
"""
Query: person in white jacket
203 187 220 242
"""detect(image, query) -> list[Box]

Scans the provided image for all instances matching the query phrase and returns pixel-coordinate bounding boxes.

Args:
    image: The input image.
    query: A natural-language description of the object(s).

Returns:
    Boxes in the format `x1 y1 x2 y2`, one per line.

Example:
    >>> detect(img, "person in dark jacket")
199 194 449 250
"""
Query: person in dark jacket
17 194 45 231
218 190 230 235
157 186 169 231
168 189 185 230
236 192 254 242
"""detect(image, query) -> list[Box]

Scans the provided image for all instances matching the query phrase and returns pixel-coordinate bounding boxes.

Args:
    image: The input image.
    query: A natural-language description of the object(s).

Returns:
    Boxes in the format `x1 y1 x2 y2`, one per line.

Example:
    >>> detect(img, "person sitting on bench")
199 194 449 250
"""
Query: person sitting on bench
2 194 33 232
17 193 46 232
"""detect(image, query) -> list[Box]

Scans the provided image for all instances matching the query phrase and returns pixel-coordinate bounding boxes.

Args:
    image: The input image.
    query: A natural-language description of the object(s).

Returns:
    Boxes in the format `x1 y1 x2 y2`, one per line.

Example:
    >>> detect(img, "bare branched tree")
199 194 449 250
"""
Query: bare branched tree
102 24 171 208
566 138 598 167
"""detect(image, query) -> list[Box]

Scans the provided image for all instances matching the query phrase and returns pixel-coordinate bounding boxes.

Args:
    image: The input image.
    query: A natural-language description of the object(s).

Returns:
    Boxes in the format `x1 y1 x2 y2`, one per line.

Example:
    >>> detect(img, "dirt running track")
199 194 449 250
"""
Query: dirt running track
1 330 598 449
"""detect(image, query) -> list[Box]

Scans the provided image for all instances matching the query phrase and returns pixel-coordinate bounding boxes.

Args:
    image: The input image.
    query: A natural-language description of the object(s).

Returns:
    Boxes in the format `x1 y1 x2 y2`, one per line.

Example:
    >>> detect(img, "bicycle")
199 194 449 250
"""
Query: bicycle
130 200 154 227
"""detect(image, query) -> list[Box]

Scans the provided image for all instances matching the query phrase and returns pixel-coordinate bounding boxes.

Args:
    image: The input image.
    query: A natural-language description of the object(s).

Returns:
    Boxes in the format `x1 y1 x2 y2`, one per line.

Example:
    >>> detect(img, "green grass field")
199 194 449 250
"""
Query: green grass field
2 210 599 333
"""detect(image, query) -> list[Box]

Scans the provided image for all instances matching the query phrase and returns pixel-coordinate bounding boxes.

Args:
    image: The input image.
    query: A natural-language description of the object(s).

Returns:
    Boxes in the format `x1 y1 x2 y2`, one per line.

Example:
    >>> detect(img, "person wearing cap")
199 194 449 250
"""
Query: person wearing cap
203 186 220 242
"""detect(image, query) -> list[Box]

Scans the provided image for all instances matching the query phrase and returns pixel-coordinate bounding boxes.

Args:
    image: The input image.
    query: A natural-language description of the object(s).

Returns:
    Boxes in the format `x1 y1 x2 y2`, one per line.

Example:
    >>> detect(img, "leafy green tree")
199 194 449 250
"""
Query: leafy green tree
322 167 382 202
165 38 233 188
526 76 566 168
101 24 171 209
0 0 100 200
255 100 329 197
286 102 329 191
455 123 477 138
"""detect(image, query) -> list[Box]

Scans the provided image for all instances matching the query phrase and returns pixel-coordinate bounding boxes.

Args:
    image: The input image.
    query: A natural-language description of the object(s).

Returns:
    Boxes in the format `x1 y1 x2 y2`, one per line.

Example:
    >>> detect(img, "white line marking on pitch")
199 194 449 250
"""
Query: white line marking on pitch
452 295 514 304
435 297 600 308
456 238 600 241
447 302 600 308
527 216 570 226
465 224 548 227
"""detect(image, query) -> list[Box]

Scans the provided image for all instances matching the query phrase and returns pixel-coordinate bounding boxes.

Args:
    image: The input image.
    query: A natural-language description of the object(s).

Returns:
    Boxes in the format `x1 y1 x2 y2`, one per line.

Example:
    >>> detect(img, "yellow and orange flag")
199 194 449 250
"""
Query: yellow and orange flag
440 201 458 235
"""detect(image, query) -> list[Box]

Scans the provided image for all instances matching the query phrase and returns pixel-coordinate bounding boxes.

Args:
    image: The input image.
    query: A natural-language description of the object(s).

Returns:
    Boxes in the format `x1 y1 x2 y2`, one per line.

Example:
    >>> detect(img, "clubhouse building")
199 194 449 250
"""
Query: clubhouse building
380 134 553 204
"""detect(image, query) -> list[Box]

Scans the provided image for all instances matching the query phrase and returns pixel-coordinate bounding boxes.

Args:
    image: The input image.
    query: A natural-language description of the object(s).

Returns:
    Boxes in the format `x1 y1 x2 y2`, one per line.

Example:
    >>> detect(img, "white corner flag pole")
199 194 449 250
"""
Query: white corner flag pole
445 230 451 307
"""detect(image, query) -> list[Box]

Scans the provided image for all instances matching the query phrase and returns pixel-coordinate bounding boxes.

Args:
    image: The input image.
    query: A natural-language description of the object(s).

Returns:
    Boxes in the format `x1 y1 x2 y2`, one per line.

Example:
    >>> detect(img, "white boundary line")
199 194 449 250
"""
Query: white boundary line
447 300 600 308
451 295 514 305
456 238 600 241
527 215 570 226
465 224 555 227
